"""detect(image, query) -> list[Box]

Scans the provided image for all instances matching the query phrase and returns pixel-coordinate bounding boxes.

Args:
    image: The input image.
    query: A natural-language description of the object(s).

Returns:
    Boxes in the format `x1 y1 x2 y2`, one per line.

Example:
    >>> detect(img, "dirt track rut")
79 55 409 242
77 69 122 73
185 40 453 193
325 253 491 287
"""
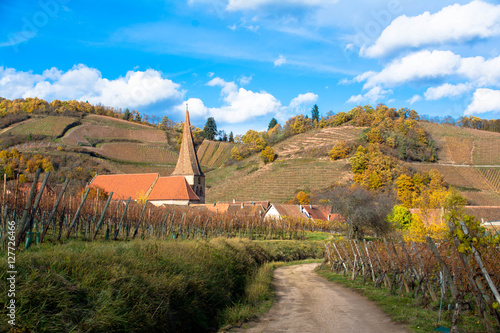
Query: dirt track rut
230 263 409 333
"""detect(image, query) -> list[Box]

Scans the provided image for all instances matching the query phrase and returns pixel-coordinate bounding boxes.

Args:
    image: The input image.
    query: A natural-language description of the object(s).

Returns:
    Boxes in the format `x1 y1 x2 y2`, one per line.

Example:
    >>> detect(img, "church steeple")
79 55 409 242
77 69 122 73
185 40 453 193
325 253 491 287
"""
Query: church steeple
172 105 203 177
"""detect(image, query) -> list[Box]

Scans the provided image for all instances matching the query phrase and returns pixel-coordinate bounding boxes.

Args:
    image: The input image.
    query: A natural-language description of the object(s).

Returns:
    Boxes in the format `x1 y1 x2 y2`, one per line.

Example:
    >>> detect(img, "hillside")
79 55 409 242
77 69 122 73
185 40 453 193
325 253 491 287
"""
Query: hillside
415 122 500 205
1 112 499 206
205 126 362 203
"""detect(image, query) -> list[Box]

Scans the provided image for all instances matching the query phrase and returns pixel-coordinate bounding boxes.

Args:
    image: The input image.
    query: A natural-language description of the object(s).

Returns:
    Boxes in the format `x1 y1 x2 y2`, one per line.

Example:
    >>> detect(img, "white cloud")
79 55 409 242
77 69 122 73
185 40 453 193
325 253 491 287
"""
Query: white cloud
274 55 287 67
346 86 392 104
206 77 281 123
362 1 500 58
289 92 318 109
354 50 500 89
407 95 421 104
176 98 209 118
465 88 500 115
424 83 471 101
226 0 338 11
0 65 184 109
238 74 253 85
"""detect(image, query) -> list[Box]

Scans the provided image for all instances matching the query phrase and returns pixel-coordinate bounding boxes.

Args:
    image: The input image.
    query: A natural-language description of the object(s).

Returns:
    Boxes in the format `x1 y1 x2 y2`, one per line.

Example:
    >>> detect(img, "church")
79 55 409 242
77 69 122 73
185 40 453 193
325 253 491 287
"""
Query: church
88 108 205 206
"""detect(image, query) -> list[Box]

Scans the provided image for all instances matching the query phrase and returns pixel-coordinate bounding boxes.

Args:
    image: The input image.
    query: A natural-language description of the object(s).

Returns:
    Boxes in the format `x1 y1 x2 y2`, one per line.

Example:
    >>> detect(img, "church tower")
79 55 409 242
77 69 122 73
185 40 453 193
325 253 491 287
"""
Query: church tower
172 106 205 203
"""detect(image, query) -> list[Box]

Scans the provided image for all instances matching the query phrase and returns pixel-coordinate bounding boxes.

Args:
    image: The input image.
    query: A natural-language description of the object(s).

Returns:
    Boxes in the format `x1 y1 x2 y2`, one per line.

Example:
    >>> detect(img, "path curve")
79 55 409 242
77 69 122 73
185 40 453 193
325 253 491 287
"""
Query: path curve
231 263 409 333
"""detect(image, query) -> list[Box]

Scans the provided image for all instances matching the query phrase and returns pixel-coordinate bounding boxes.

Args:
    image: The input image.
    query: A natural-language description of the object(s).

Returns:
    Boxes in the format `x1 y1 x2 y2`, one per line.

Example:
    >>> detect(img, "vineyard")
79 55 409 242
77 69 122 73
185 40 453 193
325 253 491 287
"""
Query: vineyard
197 140 235 167
8 116 79 137
323 226 500 332
477 168 500 192
1 170 346 252
89 142 178 164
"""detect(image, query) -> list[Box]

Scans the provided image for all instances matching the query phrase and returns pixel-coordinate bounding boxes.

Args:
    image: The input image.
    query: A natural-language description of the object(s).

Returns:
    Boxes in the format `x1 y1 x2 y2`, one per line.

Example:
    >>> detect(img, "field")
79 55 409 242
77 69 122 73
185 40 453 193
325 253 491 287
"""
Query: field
476 167 500 192
90 142 178 164
197 140 235 167
422 122 500 165
7 116 79 137
274 126 364 159
206 158 351 203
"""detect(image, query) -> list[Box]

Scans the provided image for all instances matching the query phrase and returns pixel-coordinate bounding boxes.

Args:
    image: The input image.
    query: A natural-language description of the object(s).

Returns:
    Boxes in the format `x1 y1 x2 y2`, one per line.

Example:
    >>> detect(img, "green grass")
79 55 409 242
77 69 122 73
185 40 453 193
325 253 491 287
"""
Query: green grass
0 238 323 333
316 267 488 333
10 116 79 137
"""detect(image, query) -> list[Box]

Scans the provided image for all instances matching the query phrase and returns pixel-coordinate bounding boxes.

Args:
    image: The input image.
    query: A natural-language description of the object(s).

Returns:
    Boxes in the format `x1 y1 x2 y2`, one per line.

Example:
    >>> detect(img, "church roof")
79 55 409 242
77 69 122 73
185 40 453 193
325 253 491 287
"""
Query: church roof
89 173 159 200
148 176 200 201
172 109 204 177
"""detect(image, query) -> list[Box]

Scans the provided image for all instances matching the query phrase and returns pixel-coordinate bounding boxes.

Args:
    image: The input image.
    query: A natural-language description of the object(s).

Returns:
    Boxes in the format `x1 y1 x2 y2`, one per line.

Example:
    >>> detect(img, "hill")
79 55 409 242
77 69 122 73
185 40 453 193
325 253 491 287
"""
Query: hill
197 140 235 168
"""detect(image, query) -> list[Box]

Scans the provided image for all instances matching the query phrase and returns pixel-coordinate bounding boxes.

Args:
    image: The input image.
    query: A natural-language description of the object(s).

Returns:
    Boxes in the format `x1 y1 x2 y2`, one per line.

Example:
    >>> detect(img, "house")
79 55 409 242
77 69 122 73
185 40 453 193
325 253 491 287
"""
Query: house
264 203 343 223
88 107 204 206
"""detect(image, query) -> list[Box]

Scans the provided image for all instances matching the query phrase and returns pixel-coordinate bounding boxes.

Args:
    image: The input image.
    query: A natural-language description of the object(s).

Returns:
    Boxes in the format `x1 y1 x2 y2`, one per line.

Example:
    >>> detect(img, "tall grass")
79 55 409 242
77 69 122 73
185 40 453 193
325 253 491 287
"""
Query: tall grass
0 238 323 332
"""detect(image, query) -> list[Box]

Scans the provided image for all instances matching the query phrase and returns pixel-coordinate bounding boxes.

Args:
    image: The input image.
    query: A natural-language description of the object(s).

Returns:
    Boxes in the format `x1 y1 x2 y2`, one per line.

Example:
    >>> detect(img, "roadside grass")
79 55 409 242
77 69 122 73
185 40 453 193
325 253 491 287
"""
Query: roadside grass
304 231 331 241
316 268 487 333
0 238 323 333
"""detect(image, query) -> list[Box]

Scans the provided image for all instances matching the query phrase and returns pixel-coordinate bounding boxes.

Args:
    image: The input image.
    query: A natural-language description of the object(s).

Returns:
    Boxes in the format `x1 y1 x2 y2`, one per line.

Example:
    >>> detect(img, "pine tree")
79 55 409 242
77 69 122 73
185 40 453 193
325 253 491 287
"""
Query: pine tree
229 131 234 142
311 104 319 123
123 108 131 121
202 117 217 140
268 117 278 131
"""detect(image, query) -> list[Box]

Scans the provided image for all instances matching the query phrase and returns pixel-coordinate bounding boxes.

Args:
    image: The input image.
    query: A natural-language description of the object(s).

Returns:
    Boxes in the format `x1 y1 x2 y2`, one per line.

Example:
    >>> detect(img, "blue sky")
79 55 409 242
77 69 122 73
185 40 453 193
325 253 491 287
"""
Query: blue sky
1 0 500 134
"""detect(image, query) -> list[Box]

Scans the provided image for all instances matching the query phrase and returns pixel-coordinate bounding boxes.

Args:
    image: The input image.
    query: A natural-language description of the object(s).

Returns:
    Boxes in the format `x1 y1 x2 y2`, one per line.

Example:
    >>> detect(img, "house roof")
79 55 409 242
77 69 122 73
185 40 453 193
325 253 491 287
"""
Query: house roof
89 173 159 200
148 176 200 201
171 109 203 177
272 204 308 219
226 204 266 217
302 205 329 221
217 201 271 210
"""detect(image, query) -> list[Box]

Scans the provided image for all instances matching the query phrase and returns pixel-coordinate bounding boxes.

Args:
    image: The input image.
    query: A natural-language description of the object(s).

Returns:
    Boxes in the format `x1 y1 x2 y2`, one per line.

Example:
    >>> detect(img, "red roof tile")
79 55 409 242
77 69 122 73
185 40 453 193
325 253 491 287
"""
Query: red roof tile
302 205 329 221
148 176 200 201
89 173 158 200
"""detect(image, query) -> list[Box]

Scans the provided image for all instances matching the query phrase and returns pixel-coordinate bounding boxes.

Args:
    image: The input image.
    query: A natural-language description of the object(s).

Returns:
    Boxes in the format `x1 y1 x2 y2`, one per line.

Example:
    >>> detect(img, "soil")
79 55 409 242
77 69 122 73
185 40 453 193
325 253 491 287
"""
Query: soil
229 263 410 333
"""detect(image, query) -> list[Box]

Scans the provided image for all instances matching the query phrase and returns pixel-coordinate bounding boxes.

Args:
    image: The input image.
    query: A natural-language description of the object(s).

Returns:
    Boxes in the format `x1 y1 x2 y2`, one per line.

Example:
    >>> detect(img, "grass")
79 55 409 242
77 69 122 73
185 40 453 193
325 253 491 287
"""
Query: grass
0 238 323 333
316 267 488 333
9 116 79 137
92 142 178 164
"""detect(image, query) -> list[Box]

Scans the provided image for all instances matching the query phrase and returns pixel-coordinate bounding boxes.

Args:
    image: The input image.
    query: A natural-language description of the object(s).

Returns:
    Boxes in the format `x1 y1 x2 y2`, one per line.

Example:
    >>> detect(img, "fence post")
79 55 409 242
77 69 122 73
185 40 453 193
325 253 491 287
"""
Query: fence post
93 192 113 240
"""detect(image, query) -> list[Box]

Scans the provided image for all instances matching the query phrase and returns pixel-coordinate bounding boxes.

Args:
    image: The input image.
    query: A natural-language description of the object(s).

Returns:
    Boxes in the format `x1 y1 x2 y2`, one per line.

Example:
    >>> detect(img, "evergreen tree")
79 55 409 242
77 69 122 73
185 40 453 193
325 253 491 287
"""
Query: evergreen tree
202 117 217 140
268 117 278 131
311 104 319 123
123 108 131 121
229 131 234 142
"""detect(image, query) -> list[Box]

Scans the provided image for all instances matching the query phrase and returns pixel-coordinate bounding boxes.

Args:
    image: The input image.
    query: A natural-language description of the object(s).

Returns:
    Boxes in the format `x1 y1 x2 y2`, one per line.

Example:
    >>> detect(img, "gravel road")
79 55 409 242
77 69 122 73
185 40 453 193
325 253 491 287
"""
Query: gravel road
230 263 410 333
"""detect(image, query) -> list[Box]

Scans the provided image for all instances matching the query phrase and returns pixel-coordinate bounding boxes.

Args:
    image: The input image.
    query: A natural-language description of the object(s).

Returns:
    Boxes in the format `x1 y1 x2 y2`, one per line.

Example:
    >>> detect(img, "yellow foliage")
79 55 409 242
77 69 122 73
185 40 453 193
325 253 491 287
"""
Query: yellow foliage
329 140 351 160
231 146 244 161
296 191 311 205
402 213 449 243
260 146 276 163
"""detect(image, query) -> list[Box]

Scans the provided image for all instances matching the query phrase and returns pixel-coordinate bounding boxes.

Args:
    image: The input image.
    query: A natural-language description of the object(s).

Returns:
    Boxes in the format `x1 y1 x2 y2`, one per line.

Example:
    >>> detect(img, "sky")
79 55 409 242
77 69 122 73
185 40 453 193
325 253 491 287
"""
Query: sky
1 0 500 134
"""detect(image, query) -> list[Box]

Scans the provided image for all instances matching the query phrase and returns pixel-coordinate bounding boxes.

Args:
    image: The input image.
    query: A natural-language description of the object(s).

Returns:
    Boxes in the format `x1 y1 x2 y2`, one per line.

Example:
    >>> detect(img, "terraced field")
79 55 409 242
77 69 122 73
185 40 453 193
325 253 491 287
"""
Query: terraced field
422 122 500 165
197 140 235 167
205 158 351 203
476 167 500 192
460 191 500 206
8 116 79 137
89 142 178 164
274 126 364 159
62 123 166 146
409 164 492 191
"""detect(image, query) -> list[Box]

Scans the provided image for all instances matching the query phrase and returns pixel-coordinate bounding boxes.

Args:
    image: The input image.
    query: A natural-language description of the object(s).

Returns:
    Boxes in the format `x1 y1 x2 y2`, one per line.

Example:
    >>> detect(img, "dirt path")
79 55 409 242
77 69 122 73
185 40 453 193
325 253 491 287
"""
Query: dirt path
230 263 409 333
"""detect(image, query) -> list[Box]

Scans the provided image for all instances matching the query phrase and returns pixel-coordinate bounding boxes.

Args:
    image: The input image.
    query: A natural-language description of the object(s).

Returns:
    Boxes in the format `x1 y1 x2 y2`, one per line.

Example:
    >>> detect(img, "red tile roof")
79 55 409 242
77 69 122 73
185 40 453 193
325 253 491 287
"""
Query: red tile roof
148 176 200 201
272 204 307 219
302 205 329 221
89 173 159 200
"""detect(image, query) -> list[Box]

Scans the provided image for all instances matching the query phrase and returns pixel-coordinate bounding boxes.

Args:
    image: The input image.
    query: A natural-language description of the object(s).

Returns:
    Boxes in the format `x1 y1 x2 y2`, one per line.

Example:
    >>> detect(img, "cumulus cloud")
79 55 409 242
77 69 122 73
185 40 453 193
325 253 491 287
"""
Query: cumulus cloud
362 1 500 58
424 83 472 101
465 88 500 115
0 65 184 108
274 55 287 67
354 50 500 89
346 86 392 104
205 77 281 123
226 0 338 11
176 98 209 118
289 92 318 109
407 95 422 104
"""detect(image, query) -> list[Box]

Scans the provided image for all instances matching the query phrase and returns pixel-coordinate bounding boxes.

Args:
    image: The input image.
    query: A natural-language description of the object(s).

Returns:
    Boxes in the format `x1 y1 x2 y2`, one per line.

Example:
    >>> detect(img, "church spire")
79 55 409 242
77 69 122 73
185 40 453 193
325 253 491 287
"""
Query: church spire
172 105 203 176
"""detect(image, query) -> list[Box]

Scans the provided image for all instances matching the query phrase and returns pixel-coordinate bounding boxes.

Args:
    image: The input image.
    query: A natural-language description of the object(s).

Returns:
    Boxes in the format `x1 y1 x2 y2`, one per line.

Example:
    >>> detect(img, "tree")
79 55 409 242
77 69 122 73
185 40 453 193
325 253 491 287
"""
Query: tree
311 104 319 123
123 108 131 121
321 185 394 238
329 140 351 160
260 146 276 163
296 191 311 205
231 146 243 161
268 117 278 131
203 117 217 140
229 131 234 142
